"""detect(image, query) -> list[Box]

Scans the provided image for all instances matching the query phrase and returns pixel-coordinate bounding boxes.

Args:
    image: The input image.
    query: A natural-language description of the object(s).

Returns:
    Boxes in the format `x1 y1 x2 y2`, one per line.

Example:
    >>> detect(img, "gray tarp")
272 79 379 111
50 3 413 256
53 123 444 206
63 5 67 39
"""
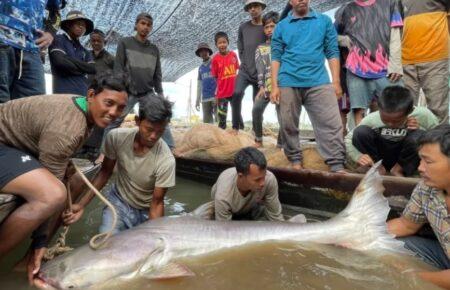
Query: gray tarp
61 0 348 81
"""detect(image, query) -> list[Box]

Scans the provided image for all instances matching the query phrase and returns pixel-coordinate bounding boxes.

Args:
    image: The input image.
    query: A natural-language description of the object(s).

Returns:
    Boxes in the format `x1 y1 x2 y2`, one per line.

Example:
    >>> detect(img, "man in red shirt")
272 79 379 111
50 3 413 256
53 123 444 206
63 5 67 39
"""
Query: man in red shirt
211 31 240 129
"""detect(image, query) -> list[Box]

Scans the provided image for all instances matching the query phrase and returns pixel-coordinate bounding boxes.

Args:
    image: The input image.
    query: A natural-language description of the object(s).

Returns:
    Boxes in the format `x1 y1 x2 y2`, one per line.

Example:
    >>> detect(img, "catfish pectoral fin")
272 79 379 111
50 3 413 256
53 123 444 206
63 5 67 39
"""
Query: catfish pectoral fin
141 262 195 280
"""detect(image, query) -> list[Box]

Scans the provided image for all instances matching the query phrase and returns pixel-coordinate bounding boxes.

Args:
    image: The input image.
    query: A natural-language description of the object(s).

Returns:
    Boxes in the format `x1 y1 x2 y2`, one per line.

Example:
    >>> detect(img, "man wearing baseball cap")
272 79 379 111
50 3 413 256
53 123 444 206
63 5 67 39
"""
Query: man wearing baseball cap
49 10 96 95
231 0 267 135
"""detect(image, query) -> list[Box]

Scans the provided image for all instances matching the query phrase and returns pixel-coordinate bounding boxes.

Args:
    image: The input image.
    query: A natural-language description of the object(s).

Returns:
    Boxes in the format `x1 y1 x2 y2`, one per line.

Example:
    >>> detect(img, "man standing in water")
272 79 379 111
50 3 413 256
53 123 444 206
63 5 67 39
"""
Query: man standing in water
63 95 175 234
231 0 267 135
388 124 450 289
212 147 284 221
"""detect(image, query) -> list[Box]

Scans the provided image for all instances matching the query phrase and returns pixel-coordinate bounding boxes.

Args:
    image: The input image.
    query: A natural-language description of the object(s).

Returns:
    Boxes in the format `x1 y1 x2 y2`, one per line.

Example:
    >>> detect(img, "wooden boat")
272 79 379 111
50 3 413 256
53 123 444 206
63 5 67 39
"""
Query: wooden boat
0 159 101 225
176 156 419 218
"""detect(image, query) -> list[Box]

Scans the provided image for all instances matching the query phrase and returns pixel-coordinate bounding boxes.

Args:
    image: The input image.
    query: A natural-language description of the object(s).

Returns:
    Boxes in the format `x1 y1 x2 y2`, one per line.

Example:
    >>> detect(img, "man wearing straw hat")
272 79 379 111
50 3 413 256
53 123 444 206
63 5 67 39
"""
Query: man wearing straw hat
49 10 96 96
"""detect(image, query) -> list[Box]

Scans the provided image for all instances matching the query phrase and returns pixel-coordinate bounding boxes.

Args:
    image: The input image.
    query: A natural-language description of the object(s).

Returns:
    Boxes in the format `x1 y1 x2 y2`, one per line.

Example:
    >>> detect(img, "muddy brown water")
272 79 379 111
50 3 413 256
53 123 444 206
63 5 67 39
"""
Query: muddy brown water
0 177 439 290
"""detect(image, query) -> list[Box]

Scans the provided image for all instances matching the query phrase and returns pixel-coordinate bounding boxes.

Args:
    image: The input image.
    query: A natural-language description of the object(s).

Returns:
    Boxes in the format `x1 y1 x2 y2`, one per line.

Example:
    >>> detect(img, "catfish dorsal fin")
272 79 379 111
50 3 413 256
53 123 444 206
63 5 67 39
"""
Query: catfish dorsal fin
288 214 307 224
141 262 195 280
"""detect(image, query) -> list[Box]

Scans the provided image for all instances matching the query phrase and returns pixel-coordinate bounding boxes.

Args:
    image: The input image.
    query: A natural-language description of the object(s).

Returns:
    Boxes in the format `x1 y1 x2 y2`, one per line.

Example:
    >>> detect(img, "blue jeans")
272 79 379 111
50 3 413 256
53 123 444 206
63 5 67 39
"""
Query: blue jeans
400 236 450 269
99 185 149 234
103 94 175 149
0 46 45 103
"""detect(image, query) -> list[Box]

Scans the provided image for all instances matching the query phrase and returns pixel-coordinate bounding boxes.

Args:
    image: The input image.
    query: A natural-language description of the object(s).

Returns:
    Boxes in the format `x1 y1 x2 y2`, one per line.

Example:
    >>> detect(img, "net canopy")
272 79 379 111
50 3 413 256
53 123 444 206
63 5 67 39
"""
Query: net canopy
60 0 347 81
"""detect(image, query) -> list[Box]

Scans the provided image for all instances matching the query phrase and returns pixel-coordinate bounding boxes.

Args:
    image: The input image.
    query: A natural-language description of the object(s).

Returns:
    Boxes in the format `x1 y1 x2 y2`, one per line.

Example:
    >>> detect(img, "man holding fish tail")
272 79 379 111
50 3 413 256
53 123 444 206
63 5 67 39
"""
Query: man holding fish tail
388 124 450 289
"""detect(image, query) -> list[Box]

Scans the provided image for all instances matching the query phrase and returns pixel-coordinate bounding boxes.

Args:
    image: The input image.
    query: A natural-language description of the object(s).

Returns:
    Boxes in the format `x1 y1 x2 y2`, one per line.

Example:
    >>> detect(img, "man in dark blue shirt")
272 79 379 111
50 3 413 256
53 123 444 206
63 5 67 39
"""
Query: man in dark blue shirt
49 10 95 96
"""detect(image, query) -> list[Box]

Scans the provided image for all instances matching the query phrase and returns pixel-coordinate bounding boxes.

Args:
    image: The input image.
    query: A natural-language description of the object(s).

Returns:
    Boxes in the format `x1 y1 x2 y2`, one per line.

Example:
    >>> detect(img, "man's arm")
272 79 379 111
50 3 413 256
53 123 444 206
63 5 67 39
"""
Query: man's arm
387 27 403 81
387 216 423 237
114 39 126 74
270 60 281 104
196 69 202 110
344 128 363 164
327 58 343 99
153 48 163 94
49 50 96 75
419 270 450 289
324 16 343 99
263 175 284 221
214 198 233 221
270 25 284 104
149 187 167 219
62 157 116 225
237 25 244 61
63 130 118 224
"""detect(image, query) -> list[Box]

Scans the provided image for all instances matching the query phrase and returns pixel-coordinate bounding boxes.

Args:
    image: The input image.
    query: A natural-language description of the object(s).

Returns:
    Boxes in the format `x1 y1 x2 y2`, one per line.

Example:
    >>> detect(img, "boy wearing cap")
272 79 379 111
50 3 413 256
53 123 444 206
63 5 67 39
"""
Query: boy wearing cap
195 42 217 124
0 0 63 102
49 10 96 96
231 0 267 135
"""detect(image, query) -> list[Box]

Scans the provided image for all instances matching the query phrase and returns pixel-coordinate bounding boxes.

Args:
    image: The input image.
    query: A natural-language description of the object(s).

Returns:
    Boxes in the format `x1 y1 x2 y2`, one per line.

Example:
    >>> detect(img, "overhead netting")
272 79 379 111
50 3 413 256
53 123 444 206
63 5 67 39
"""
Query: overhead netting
172 123 329 171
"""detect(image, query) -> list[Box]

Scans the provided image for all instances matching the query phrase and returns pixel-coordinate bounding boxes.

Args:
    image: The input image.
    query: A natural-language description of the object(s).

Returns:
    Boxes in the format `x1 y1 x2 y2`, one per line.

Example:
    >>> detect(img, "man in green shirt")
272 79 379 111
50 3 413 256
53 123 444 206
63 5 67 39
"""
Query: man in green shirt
346 86 439 176
0 72 128 284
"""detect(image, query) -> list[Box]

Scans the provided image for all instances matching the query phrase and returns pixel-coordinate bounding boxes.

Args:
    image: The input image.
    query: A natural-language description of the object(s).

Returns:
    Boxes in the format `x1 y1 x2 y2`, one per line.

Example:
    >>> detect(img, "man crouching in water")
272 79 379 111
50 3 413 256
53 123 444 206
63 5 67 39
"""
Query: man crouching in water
0 71 128 285
388 124 450 289
63 94 175 233
212 147 284 221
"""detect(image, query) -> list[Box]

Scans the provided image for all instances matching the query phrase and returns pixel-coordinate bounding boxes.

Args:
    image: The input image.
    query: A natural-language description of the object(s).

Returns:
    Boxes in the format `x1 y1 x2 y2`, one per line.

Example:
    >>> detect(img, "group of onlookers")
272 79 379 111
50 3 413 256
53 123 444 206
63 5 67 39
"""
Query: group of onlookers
196 0 449 177
0 0 450 289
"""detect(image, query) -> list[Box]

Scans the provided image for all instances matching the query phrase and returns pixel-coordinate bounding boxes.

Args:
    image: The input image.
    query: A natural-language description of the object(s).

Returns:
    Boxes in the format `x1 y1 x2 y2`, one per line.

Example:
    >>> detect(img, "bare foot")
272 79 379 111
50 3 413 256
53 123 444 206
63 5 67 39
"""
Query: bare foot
254 141 263 148
291 163 304 170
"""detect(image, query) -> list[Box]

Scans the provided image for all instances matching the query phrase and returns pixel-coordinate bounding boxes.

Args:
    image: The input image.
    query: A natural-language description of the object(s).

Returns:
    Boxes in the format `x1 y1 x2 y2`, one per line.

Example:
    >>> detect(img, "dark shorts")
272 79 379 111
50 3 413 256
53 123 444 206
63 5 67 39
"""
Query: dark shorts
0 144 42 189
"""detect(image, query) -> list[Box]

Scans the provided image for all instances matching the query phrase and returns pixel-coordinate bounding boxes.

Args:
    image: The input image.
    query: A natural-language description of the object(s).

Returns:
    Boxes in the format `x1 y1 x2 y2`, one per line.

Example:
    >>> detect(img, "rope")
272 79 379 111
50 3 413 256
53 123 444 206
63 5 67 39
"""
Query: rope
71 161 118 250
44 160 118 260
44 182 74 261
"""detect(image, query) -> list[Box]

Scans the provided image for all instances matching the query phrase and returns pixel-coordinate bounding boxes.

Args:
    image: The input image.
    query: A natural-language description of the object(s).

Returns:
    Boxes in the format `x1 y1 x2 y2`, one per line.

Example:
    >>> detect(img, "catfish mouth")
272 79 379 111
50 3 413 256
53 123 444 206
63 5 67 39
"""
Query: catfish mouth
34 273 61 290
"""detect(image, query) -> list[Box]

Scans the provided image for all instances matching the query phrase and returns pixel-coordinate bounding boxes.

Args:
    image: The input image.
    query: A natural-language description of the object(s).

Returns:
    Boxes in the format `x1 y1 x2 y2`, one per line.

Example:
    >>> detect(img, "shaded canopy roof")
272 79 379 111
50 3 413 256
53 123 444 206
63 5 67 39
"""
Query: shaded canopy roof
63 0 347 81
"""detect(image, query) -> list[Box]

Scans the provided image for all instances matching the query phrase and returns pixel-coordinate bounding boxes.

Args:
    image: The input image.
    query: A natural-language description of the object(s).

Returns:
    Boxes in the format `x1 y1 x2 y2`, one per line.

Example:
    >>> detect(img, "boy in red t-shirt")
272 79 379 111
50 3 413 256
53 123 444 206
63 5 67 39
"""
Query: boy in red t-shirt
211 31 239 129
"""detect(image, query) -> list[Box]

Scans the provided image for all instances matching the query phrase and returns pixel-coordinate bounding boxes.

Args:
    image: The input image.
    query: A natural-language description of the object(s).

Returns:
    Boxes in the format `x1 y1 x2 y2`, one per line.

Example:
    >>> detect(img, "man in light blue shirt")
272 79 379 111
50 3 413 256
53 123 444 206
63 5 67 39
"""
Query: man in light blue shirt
270 0 346 173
